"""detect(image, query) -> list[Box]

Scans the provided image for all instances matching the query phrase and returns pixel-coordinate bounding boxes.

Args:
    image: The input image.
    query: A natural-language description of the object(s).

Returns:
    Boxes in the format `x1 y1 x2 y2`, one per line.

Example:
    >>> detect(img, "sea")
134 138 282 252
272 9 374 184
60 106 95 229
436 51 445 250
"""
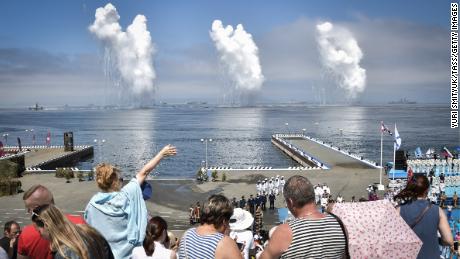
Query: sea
0 105 458 178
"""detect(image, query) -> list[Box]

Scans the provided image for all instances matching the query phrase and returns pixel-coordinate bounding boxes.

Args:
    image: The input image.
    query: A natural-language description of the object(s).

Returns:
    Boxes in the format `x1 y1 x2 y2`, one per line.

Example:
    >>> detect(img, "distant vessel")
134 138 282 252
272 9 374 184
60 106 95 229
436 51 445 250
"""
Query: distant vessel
388 98 417 105
28 103 44 111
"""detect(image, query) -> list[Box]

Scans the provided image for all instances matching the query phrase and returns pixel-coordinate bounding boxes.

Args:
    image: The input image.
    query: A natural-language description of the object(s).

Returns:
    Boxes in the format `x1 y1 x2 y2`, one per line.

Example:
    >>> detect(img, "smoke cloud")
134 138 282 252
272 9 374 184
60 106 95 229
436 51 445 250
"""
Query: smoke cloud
316 21 366 99
89 3 156 105
210 20 264 104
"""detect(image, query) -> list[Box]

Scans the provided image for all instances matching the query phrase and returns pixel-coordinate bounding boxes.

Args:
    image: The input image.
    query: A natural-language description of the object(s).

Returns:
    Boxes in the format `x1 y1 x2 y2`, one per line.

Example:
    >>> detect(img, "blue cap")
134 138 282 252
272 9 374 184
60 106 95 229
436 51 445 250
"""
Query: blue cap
141 181 152 200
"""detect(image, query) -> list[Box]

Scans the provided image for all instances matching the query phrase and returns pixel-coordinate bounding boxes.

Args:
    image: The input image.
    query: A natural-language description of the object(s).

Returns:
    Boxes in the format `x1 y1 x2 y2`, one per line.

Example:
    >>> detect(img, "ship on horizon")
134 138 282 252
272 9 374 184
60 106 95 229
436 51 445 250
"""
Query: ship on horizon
28 103 44 111
388 98 417 105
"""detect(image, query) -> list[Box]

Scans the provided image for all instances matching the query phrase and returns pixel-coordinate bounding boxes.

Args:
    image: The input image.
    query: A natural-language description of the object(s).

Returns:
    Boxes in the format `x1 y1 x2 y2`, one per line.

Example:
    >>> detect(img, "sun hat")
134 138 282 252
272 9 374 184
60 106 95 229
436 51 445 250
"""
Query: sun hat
230 208 254 231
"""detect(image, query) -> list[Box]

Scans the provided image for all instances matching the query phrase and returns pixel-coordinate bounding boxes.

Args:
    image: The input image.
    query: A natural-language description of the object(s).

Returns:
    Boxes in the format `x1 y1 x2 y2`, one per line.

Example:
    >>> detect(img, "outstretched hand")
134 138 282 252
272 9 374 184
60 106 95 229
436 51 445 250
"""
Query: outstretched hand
161 144 177 157
137 144 177 184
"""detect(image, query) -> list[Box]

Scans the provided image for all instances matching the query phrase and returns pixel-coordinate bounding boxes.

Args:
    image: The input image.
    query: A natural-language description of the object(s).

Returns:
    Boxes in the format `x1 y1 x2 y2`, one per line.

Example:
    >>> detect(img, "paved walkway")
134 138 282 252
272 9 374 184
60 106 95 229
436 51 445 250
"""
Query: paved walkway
287 137 376 169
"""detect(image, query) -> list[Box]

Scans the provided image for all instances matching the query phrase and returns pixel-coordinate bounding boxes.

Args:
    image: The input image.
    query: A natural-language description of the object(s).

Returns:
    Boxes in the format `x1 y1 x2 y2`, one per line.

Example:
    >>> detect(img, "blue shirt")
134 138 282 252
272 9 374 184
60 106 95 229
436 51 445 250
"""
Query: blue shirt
400 200 440 259
84 178 148 259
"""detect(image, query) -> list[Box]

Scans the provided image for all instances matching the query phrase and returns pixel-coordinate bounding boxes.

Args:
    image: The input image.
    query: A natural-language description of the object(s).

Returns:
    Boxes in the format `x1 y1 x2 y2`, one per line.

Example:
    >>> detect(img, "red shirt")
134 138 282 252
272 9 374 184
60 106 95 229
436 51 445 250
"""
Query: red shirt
17 214 85 259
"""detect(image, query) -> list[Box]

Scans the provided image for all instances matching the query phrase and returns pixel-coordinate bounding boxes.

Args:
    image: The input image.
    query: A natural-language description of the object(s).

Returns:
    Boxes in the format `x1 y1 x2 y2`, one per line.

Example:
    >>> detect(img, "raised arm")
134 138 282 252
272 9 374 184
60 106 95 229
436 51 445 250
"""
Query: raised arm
136 144 176 184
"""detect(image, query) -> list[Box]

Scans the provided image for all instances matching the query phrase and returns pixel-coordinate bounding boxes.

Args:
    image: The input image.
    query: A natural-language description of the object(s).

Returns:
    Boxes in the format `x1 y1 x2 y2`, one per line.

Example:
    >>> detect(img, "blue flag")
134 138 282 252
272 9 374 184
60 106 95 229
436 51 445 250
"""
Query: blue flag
415 147 422 158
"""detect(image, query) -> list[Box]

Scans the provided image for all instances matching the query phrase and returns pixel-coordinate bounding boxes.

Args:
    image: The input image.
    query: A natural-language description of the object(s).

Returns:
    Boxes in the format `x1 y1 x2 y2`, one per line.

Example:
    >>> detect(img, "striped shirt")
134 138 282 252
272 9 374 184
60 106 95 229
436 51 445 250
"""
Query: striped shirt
178 228 224 259
280 214 346 259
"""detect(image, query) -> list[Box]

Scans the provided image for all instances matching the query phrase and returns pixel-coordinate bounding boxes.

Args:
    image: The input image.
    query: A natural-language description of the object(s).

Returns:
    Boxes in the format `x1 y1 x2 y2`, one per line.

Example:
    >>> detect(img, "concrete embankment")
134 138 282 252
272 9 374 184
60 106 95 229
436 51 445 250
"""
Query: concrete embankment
3 146 93 171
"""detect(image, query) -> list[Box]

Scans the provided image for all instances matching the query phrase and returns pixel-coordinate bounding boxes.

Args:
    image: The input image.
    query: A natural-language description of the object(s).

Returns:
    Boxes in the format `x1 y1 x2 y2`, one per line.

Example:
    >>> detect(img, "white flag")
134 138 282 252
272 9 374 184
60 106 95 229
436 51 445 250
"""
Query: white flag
394 124 401 150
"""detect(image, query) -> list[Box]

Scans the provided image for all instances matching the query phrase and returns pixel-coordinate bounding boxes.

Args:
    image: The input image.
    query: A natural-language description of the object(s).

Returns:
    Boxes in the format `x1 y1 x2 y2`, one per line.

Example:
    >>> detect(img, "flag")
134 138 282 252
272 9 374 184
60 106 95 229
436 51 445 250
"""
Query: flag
394 124 401 150
426 148 434 157
380 121 393 136
441 147 453 158
46 131 51 146
414 147 422 158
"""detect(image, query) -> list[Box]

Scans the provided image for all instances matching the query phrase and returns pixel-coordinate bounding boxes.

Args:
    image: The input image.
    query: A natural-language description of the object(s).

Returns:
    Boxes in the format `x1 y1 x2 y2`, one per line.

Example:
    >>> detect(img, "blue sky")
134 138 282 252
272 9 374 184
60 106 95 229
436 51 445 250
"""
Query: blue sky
0 0 454 106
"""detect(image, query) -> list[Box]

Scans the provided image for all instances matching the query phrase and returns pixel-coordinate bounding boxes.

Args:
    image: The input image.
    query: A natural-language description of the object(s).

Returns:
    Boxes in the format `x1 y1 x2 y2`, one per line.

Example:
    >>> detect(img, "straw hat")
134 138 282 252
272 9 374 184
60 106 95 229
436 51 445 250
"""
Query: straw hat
230 208 254 231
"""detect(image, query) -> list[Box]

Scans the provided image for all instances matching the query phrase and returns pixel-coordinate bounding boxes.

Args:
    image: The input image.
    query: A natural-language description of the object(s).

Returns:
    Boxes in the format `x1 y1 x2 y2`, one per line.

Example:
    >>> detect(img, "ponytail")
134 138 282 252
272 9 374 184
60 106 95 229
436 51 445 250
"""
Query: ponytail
394 175 430 203
143 231 156 256
143 216 168 256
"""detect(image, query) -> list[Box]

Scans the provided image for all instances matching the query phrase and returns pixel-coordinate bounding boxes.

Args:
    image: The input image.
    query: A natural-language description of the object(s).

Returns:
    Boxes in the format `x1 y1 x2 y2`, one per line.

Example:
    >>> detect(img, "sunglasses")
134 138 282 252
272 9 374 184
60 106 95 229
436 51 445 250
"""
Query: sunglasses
31 205 47 228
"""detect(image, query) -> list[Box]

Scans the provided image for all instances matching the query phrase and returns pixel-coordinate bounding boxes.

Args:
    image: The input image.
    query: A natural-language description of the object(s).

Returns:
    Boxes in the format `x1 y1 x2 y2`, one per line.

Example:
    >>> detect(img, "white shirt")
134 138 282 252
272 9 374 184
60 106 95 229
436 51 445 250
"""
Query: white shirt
230 230 255 259
320 197 328 207
132 241 173 259
315 187 322 196
280 179 285 186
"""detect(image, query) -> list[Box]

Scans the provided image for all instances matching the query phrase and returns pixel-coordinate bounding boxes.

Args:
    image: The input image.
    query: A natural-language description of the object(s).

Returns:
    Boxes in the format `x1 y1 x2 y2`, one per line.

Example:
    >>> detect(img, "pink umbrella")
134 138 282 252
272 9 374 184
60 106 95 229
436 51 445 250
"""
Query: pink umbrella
332 200 422 259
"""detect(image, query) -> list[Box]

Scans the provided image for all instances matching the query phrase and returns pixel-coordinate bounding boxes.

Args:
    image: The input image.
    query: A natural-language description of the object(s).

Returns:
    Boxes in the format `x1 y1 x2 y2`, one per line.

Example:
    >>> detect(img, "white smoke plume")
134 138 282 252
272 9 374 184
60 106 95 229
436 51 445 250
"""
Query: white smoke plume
316 21 366 99
210 20 264 104
89 3 156 104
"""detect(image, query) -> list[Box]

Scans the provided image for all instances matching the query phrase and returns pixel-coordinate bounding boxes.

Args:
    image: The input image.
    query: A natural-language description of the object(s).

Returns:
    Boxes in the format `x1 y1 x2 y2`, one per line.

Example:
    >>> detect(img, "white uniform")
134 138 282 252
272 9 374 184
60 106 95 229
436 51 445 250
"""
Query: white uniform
314 186 322 204
268 181 275 195
280 178 285 194
274 178 280 195
263 181 268 194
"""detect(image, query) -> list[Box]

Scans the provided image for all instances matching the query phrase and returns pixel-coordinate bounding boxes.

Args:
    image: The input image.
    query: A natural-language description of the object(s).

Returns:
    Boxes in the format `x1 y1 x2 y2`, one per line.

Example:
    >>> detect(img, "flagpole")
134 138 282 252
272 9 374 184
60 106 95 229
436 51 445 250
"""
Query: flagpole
380 128 383 186
393 124 396 180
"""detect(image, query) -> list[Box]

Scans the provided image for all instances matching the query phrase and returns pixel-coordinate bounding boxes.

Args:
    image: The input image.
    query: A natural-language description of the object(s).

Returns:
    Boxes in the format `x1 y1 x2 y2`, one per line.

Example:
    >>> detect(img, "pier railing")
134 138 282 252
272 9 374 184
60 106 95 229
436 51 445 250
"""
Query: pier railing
273 133 381 169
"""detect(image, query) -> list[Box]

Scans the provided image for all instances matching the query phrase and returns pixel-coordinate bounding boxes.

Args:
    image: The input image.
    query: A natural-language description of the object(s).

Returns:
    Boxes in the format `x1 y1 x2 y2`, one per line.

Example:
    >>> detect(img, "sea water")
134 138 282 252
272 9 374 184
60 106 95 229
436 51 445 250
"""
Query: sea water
0 105 458 178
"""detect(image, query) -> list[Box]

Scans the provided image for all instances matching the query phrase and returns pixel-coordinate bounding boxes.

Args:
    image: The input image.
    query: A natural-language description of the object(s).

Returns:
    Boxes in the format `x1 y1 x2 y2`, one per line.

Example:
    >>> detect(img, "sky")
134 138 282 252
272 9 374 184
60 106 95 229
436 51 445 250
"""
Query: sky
0 0 454 106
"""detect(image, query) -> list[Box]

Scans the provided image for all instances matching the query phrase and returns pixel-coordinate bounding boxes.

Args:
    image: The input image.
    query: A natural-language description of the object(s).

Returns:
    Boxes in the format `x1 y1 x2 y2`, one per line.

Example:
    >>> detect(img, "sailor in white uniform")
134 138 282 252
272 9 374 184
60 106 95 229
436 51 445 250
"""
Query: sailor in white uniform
256 180 262 195
279 176 285 194
268 180 274 195
274 176 280 195
262 178 268 194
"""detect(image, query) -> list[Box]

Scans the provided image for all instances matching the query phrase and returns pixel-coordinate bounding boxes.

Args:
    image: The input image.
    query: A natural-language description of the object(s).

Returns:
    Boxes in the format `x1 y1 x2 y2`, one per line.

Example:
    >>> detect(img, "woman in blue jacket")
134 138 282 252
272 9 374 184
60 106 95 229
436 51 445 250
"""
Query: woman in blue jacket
85 145 176 259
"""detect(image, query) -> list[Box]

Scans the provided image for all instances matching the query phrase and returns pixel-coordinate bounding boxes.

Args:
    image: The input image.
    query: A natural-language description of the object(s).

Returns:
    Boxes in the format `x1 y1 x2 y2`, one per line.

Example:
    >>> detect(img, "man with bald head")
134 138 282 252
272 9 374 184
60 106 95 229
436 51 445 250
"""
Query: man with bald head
17 185 85 259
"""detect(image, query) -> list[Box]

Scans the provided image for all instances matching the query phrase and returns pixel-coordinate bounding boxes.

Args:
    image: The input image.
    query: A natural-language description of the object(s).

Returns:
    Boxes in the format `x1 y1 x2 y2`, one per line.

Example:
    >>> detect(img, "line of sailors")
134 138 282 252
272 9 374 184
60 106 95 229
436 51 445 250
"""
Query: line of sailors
256 176 285 196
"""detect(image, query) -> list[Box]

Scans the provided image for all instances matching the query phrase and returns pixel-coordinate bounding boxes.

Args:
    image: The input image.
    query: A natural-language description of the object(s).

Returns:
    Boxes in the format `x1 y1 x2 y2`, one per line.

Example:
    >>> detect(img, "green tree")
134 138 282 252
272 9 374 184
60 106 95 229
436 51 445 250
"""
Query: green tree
221 172 227 182
211 170 218 182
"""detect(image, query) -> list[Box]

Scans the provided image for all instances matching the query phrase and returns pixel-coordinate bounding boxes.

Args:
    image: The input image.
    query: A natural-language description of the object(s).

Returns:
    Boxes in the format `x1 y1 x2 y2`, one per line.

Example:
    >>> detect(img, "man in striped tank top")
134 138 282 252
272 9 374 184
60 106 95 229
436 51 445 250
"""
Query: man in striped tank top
260 175 347 259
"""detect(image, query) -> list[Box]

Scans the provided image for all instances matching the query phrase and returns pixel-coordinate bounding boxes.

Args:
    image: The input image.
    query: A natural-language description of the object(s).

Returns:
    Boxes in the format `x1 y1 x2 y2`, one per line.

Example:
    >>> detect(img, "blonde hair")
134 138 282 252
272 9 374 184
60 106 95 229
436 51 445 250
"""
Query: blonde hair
95 163 121 192
33 205 107 259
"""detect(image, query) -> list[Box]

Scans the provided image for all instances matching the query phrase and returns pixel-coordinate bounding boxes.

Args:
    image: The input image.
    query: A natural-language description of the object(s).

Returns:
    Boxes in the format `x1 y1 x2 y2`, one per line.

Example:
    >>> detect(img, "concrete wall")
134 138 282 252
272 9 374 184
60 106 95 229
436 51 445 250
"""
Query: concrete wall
35 147 93 170
271 137 316 167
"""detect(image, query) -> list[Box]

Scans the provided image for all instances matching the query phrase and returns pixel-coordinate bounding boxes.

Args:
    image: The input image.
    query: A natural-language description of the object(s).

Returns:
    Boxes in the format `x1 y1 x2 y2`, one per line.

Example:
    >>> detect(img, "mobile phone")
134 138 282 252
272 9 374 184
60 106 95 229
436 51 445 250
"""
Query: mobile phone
454 241 458 251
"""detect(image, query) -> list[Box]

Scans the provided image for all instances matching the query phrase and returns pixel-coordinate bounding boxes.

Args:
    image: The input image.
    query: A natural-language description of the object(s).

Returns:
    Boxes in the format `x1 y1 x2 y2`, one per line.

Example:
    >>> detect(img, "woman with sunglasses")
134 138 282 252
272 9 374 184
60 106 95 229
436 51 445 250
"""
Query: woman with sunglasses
31 204 113 259
84 145 177 259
